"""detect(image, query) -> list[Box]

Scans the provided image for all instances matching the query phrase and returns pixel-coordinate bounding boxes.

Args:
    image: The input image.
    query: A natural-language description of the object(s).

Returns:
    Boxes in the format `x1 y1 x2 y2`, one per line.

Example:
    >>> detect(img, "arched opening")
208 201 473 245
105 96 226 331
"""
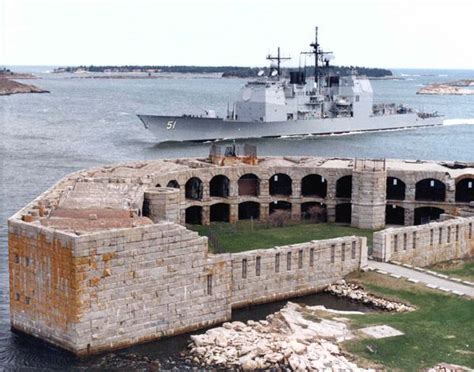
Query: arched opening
238 201 260 220
301 174 327 198
415 179 446 201
385 205 405 225
185 206 202 225
386 177 406 200
455 178 474 202
414 207 444 225
336 176 352 198
335 203 352 223
269 173 292 196
210 203 230 222
269 200 292 214
185 177 203 200
155 183 161 187
210 175 230 197
301 202 327 222
167 180 180 188
238 174 260 196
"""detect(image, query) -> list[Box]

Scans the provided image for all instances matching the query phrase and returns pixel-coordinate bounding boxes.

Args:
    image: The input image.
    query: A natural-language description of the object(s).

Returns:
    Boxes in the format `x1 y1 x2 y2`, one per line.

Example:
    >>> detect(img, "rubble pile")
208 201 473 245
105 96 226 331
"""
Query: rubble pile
188 302 371 371
325 280 415 312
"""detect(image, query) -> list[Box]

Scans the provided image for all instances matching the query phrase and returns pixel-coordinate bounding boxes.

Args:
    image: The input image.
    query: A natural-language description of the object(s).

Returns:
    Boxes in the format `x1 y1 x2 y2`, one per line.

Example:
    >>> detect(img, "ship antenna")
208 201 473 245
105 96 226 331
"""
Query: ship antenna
266 47 291 76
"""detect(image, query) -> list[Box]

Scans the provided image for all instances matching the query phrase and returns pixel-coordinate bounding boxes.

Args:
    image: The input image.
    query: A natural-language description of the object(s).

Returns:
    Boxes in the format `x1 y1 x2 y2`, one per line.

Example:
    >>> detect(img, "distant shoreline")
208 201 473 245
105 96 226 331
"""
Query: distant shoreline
53 65 394 79
0 70 49 96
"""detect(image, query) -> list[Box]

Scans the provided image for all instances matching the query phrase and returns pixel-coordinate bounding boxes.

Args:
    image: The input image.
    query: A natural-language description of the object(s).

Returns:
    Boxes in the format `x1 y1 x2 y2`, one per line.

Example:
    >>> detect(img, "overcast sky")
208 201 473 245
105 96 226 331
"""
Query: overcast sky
1 0 473 69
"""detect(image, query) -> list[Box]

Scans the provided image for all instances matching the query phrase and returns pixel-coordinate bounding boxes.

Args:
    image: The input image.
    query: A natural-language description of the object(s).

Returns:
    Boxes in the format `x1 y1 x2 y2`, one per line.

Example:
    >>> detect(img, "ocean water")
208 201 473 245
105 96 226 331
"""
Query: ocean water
1 67 473 369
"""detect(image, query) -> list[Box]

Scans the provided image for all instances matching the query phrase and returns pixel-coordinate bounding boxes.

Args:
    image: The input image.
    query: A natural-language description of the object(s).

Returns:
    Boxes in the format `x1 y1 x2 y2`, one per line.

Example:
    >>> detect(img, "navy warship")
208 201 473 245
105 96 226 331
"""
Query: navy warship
138 28 441 143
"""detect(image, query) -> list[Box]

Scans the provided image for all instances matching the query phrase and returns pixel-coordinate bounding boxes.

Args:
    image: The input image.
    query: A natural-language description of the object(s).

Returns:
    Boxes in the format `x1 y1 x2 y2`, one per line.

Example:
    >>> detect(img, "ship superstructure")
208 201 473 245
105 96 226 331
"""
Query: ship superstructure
138 27 441 143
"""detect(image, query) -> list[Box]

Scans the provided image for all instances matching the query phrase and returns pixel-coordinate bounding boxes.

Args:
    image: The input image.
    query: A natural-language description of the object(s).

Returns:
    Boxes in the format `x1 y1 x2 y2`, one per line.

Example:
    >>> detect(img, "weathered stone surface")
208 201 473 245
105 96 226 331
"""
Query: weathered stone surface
8 155 474 354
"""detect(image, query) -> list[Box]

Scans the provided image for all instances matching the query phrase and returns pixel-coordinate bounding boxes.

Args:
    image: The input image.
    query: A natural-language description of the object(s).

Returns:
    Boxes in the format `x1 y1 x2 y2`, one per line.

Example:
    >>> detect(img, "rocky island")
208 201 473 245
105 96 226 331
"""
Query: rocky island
0 69 49 96
417 79 474 95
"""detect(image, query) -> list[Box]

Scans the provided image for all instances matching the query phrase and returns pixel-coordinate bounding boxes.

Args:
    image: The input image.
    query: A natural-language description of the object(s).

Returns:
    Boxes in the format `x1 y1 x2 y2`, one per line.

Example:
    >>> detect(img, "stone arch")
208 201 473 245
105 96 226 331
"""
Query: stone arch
385 204 405 225
269 173 292 196
210 203 230 222
238 173 260 196
238 201 260 220
301 202 327 222
455 177 474 202
415 178 446 202
336 176 352 198
167 180 180 189
185 206 202 225
185 177 203 200
335 203 352 223
269 200 292 214
386 177 406 200
301 174 327 198
414 206 444 225
210 175 230 197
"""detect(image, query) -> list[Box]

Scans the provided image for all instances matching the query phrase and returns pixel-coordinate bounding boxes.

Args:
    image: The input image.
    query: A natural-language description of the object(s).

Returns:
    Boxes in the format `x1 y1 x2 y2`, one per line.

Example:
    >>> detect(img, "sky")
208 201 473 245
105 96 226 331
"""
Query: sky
1 0 474 69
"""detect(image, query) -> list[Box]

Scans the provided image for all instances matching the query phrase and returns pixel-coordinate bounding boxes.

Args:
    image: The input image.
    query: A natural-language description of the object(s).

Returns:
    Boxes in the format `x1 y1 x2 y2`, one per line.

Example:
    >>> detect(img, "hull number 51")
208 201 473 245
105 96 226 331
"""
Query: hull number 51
166 120 177 130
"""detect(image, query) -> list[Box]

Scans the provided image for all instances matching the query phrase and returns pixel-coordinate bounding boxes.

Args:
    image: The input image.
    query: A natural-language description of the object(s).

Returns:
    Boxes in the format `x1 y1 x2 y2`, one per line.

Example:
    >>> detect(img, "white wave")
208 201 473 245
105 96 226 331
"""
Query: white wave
438 74 448 77
443 118 474 126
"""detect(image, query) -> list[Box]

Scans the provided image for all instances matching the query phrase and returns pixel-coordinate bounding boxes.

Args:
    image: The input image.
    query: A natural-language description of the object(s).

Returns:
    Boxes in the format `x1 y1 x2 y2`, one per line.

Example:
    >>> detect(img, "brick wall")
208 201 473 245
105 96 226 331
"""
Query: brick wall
372 217 474 266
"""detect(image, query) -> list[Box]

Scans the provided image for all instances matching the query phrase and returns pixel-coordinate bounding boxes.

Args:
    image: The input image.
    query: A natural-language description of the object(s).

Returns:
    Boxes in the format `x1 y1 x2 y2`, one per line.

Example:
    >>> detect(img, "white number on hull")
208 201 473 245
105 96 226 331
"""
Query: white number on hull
166 120 177 130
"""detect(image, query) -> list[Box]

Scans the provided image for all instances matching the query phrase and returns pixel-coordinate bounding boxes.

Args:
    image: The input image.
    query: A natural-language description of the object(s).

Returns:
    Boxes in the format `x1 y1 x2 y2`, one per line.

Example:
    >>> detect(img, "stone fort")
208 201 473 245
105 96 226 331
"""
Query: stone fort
8 146 474 355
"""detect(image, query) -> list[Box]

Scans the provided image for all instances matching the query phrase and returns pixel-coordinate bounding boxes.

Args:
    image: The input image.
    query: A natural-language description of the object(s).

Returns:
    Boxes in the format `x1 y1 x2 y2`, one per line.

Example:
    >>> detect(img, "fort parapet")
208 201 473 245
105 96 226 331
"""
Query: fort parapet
8 155 474 354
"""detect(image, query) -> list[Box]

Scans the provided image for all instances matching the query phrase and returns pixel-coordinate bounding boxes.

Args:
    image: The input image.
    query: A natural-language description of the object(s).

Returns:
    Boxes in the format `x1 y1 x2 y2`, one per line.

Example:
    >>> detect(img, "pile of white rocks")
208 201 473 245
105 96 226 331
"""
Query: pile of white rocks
188 302 372 371
325 280 415 312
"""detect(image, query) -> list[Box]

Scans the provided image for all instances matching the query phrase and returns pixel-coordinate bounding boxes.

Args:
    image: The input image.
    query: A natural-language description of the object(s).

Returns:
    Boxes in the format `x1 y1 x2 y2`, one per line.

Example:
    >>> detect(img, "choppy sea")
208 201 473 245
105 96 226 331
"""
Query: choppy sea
1 67 473 369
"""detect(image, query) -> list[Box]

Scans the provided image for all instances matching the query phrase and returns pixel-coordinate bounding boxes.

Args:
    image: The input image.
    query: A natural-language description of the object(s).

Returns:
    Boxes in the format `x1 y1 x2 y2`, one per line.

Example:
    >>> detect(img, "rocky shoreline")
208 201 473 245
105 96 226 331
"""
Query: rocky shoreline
0 77 49 96
417 80 474 95
186 281 414 370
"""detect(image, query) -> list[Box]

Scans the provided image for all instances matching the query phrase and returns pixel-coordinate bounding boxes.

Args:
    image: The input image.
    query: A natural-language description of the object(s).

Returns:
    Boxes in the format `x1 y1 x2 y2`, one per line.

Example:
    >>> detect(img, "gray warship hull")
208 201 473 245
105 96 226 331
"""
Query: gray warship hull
137 113 443 143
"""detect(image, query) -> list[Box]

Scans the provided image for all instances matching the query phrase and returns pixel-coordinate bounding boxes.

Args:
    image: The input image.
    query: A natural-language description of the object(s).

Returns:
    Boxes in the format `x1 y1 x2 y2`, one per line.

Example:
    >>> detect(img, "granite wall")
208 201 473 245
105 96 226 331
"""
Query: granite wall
372 216 474 266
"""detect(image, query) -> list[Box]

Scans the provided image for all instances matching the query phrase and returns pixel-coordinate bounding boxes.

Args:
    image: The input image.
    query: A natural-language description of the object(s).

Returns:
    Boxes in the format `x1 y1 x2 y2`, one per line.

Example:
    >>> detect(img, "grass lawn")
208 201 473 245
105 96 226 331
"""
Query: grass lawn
188 222 374 253
342 271 474 370
427 258 474 282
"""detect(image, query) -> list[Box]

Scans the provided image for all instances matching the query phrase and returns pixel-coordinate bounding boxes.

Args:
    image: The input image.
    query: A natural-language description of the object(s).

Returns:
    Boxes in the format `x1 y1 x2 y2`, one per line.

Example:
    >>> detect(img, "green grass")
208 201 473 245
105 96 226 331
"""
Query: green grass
342 272 474 370
428 259 474 282
188 222 374 253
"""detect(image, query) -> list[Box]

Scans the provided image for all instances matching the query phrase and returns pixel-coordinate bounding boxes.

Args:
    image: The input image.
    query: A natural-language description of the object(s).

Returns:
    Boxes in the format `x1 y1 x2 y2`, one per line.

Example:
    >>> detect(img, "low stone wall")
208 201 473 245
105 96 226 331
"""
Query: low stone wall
372 217 474 266
231 236 368 308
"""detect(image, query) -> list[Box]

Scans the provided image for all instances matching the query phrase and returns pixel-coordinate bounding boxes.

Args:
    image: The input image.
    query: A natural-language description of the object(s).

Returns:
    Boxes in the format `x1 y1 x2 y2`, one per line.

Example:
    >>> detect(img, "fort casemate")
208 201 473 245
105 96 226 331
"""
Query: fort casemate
8 145 474 355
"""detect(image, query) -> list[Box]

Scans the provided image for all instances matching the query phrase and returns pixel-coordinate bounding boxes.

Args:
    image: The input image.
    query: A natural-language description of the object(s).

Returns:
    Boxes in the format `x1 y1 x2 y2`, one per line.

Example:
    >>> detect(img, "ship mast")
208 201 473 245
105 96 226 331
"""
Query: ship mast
302 27 332 92
266 47 291 76
310 27 319 85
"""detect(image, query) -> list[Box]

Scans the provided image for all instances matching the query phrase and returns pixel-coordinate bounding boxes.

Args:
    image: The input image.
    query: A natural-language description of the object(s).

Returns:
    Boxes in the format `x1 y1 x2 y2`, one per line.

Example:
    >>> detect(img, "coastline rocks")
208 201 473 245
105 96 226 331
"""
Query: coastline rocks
189 302 371 371
417 80 474 95
325 280 415 312
0 78 49 96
